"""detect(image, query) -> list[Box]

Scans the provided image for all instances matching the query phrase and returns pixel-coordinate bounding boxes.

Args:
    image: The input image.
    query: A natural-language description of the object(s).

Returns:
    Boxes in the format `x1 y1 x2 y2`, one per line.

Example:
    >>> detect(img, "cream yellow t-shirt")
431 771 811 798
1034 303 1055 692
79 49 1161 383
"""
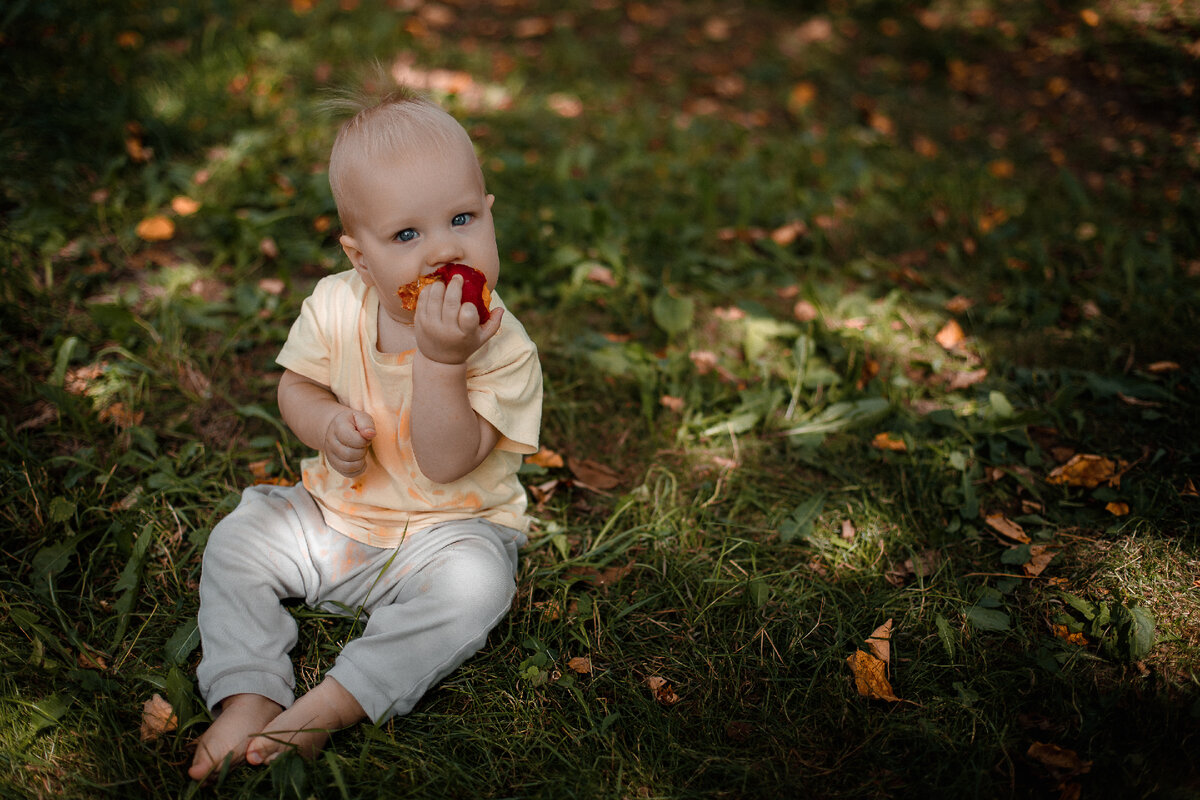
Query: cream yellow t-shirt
276 270 542 547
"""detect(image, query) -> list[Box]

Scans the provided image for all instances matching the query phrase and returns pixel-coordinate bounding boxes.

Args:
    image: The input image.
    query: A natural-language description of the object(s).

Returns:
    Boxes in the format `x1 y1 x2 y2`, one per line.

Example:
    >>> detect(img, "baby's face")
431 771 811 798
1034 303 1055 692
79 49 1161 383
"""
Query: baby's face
340 142 499 326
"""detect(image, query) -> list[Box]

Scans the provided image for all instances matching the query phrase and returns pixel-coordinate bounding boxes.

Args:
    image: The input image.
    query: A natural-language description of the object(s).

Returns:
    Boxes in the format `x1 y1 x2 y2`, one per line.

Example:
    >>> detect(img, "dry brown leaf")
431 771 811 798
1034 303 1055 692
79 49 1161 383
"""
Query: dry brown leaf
140 694 178 741
568 457 621 490
1047 454 1129 488
871 432 908 452
525 446 564 469
660 395 685 413
846 649 900 702
840 520 856 541
935 319 965 350
866 619 893 664
793 299 819 322
985 513 1031 544
1146 361 1180 374
946 368 988 390
1027 742 1092 779
99 402 144 429
645 676 680 705
566 562 633 588
567 656 592 675
135 215 175 242
1023 544 1056 577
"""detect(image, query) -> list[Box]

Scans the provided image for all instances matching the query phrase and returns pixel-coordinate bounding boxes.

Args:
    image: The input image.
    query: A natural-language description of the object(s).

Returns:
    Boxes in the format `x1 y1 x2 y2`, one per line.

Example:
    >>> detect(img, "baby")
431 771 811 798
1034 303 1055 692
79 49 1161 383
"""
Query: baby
188 88 542 781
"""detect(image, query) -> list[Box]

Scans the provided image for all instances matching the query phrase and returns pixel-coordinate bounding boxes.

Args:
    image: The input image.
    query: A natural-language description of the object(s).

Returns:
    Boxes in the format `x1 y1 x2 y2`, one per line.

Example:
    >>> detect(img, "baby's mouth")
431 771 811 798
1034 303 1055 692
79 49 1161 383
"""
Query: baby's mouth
396 264 492 323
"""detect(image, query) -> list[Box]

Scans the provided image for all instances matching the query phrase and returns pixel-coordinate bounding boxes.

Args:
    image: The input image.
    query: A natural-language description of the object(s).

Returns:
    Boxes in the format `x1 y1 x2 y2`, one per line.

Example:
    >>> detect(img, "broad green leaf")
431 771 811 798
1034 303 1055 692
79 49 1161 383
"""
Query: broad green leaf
988 390 1015 419
1125 606 1155 661
965 606 1011 632
651 290 694 336
780 492 826 543
935 613 956 659
48 497 77 524
1000 544 1032 565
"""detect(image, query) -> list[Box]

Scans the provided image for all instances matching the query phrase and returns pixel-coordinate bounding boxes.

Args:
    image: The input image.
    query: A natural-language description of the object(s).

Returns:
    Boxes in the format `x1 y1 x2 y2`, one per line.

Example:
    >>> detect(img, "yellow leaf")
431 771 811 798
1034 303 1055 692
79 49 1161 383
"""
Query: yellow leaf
567 656 592 675
846 650 900 702
525 446 564 469
871 432 908 452
1052 624 1088 646
985 513 1030 544
1105 501 1130 517
140 694 178 741
1047 454 1128 488
645 676 680 705
1080 9 1101 27
866 618 893 664
135 215 175 242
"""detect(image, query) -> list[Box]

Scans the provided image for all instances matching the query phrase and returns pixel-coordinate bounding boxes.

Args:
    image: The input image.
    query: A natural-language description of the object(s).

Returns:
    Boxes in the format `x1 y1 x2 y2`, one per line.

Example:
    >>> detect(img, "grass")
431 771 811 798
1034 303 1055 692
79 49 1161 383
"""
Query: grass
2 0 1199 797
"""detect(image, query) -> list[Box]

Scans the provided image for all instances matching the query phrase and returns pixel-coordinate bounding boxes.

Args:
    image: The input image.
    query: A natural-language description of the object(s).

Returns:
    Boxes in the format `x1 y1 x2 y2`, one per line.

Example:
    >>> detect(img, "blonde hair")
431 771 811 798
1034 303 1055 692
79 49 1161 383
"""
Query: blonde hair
327 87 480 232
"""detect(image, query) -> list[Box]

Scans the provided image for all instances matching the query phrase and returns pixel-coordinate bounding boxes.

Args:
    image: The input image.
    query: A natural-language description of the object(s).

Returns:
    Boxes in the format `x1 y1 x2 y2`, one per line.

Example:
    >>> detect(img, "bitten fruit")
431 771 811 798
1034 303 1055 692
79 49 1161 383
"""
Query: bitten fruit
397 264 492 323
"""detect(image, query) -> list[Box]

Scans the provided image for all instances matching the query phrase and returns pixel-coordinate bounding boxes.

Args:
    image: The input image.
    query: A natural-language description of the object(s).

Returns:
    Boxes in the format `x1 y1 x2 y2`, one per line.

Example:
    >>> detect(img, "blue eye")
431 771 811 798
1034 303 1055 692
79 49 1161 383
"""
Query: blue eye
452 213 472 226
395 228 417 242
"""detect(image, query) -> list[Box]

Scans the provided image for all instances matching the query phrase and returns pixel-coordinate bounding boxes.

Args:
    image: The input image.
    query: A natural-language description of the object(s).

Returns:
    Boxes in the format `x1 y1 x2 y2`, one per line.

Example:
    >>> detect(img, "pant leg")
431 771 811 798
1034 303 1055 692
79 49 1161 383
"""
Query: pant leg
322 519 523 722
195 483 324 711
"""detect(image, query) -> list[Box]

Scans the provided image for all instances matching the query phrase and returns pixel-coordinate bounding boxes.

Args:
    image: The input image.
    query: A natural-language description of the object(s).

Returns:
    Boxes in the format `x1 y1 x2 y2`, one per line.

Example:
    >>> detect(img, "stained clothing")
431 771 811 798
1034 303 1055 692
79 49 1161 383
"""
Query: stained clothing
276 269 542 548
196 270 541 720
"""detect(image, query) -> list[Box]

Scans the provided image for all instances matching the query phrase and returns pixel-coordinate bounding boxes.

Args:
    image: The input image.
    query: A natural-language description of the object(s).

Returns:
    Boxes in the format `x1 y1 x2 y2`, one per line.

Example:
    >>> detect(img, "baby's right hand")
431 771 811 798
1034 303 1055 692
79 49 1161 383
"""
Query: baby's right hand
323 409 376 478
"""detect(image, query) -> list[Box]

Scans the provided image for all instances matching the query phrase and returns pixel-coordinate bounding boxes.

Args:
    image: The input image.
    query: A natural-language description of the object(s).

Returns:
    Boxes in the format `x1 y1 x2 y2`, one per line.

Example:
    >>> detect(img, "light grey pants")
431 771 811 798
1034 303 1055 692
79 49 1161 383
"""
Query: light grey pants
195 483 524 723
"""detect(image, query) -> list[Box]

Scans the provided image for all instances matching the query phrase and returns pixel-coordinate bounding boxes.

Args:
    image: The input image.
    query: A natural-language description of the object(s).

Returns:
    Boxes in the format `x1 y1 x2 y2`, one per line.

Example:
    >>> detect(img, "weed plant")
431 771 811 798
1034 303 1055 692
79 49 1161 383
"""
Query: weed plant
1 1 1198 798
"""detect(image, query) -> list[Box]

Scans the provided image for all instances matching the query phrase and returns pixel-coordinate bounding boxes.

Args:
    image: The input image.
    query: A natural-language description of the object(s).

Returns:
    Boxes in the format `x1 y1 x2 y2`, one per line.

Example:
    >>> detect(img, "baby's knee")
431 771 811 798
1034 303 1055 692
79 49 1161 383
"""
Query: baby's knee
434 540 516 620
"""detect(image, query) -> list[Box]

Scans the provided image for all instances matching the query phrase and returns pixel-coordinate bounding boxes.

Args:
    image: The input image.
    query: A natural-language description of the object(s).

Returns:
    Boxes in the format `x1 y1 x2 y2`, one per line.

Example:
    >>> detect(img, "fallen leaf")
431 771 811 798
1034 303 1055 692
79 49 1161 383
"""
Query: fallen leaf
793 299 819 322
258 277 285 295
170 195 200 216
866 618 893 664
645 676 680 705
525 446 565 469
1027 742 1092 779
840 520 856 541
1047 454 1129 488
872 432 908 452
1051 624 1088 646
568 458 621 490
935 319 965 350
946 368 988 390
135 215 175 242
986 513 1031 544
660 395 685 413
987 159 1015 179
944 295 975 314
99 402 144 429
1146 361 1180 374
140 694 178 741
1180 479 1198 498
787 81 818 114
1105 501 1130 517
1023 544 1055 577
846 649 900 702
566 561 633 589
567 656 592 675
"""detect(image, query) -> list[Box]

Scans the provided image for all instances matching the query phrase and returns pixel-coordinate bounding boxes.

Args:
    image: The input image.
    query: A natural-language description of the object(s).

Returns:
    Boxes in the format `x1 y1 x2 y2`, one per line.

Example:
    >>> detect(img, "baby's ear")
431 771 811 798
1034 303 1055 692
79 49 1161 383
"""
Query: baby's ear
486 193 495 210
340 234 370 280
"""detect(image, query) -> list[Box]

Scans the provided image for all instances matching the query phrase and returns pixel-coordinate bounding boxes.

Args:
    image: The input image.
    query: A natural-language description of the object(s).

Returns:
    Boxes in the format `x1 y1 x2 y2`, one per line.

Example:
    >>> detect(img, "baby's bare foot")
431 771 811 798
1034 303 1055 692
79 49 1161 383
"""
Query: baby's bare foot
188 694 284 782
246 678 365 765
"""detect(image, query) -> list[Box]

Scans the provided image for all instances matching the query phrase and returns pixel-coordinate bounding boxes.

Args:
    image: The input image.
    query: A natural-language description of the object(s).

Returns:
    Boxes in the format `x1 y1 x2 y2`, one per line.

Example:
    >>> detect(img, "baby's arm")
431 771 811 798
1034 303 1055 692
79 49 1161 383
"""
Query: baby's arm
278 369 376 478
410 277 504 484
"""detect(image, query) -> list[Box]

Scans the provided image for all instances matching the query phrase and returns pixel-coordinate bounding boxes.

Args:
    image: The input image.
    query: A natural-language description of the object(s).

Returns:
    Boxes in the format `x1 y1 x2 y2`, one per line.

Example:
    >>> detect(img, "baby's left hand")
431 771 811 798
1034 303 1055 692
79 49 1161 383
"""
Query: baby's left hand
414 275 503 365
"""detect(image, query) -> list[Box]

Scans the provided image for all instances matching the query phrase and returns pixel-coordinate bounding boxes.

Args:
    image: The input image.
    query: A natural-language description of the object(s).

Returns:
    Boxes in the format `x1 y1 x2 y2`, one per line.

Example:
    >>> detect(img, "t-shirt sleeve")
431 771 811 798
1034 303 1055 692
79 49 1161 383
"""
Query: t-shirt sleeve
468 325 542 455
276 278 336 387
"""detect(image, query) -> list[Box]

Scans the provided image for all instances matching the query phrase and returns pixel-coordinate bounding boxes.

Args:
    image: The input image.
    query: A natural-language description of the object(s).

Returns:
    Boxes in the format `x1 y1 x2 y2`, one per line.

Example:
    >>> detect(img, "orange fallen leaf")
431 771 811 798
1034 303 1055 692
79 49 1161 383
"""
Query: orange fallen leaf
170 195 200 216
1051 624 1088 646
567 656 592 675
140 694 178 741
1105 501 1130 517
1180 478 1199 498
525 446 564 469
98 402 144 429
1047 454 1129 488
135 215 175 242
987 159 1015 179
985 513 1031 544
645 676 680 705
935 319 965 350
1146 361 1180 374
871 432 908 452
1079 9 1101 27
787 81 818 114
846 649 900 702
660 395 685 413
